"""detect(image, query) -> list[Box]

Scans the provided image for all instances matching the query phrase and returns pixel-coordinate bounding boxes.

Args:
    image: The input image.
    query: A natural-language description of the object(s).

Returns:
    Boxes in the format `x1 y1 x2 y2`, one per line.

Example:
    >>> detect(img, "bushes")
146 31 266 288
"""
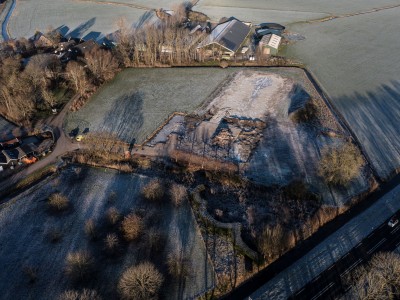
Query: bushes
318 142 364 186
167 251 189 279
142 179 164 202
118 262 164 300
65 250 94 282
258 224 292 260
169 183 187 207
120 213 142 241
104 233 119 255
59 289 102 300
106 207 120 226
48 193 69 211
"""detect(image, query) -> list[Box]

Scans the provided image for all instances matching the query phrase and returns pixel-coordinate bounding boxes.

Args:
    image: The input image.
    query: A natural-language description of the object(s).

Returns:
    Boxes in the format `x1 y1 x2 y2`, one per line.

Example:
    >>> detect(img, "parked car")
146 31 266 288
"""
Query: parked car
76 135 84 142
388 217 399 227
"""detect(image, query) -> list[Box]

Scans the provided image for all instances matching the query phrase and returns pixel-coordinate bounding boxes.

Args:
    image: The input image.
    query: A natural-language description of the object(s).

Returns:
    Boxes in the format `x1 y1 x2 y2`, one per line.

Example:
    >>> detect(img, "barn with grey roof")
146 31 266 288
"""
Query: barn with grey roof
198 18 251 57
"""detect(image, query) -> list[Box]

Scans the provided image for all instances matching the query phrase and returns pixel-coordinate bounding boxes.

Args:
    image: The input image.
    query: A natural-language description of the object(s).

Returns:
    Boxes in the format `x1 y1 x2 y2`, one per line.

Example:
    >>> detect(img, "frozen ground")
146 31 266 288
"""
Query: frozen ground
65 68 234 144
0 166 214 299
8 0 157 40
195 0 400 23
287 6 400 179
250 182 400 299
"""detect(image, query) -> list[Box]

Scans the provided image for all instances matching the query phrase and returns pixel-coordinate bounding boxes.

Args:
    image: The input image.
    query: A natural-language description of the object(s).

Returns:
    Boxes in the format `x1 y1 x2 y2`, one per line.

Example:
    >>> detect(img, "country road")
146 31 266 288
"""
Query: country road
1 0 15 40
242 175 400 300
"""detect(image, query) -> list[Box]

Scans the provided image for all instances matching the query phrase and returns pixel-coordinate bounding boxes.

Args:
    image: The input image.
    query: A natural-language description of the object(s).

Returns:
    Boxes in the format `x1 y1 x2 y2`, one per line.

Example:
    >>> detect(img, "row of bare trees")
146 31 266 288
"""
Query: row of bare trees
113 4 207 67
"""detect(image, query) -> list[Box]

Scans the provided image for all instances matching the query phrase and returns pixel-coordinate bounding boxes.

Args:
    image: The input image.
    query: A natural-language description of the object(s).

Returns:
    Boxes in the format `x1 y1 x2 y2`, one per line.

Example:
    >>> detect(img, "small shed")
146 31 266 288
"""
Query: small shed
259 34 282 55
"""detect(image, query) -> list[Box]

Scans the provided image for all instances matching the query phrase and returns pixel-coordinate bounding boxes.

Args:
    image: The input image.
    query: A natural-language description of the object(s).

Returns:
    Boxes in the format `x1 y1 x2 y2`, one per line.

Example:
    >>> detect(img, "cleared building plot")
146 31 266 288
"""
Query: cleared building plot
0 166 214 300
287 6 400 179
164 68 371 206
65 68 235 144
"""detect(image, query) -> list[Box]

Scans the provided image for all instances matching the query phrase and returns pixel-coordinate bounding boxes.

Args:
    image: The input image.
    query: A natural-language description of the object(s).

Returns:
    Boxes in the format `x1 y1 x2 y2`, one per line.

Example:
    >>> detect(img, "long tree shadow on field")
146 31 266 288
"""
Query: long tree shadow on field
67 17 96 39
333 80 400 179
100 91 144 144
133 11 154 29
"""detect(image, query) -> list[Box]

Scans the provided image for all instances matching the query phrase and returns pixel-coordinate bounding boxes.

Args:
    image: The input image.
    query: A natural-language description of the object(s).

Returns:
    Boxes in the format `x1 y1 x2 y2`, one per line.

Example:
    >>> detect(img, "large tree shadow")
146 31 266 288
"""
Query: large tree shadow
67 17 96 39
333 80 400 179
100 91 144 145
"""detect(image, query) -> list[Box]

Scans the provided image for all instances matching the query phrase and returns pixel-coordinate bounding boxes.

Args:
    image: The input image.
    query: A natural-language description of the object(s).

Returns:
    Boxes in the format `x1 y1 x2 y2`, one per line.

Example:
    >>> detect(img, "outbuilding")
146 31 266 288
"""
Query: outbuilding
259 34 282 55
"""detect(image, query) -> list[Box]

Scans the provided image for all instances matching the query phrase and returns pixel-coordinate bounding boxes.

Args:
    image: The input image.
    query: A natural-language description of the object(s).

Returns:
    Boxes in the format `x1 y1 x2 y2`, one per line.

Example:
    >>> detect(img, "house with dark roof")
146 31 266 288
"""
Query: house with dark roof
197 18 252 58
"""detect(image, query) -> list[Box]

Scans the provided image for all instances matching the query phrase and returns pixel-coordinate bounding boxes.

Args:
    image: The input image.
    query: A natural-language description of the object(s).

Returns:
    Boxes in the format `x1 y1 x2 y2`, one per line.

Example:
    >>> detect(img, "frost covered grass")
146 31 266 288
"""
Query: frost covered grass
8 0 156 40
65 68 234 144
0 166 214 299
287 7 400 179
195 0 400 23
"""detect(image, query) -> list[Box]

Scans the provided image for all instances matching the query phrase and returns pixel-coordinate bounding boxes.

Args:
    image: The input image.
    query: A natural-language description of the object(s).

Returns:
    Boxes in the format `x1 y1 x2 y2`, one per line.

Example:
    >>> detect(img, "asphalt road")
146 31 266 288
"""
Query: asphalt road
291 212 400 300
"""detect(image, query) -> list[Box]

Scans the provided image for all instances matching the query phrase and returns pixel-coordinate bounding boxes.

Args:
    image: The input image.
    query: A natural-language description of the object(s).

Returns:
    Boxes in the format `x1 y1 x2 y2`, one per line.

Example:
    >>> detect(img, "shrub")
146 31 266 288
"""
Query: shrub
120 213 142 241
106 207 120 226
167 251 189 278
118 262 164 300
169 183 187 207
219 60 229 69
59 289 102 300
65 250 94 282
84 219 97 240
146 228 166 253
104 233 119 255
318 142 364 186
290 101 318 123
142 179 164 201
258 224 289 260
48 193 69 211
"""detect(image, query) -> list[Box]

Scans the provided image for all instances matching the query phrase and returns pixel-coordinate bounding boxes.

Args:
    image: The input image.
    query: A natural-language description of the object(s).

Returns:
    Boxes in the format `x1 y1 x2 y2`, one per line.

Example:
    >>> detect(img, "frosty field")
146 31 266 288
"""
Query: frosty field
8 0 156 40
195 0 400 23
287 7 400 179
65 68 234 144
0 166 214 299
0 116 17 141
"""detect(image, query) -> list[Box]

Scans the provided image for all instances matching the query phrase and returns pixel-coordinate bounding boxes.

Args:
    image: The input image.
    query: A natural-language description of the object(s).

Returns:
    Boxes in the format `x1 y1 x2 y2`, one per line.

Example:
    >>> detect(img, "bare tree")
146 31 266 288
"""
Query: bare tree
65 61 90 97
118 262 164 300
83 48 119 84
349 252 400 299
318 142 364 186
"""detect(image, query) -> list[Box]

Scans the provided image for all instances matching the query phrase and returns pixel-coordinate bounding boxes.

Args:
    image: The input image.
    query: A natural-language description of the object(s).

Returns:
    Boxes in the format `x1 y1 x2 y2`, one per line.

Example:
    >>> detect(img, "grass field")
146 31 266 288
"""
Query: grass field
0 166 214 299
287 7 400 179
195 0 400 23
8 0 156 40
65 68 235 144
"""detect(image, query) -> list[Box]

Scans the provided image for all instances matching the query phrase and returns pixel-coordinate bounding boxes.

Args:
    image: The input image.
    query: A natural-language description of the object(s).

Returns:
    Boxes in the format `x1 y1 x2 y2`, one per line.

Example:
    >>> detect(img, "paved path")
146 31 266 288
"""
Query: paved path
249 182 400 299
1 0 15 41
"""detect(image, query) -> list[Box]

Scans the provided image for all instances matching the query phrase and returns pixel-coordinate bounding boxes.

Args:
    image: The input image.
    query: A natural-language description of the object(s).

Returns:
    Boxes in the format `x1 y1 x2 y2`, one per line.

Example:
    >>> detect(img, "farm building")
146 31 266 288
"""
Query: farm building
198 17 251 59
255 23 285 38
259 34 282 55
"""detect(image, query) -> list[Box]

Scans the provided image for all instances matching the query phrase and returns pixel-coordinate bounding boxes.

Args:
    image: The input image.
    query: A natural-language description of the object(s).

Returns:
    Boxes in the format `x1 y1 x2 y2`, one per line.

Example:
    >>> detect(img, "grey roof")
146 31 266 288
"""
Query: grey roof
200 19 251 53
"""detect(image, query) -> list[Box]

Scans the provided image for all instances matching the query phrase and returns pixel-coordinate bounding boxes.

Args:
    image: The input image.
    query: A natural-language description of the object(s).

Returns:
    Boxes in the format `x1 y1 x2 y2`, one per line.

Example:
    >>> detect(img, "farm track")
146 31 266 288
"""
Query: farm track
76 0 152 11
1 0 15 40
309 3 400 23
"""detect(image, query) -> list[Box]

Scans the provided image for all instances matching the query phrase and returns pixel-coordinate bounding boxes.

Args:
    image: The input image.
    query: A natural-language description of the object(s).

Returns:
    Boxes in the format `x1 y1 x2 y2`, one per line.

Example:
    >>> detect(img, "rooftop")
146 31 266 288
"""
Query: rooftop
200 18 251 53
261 34 282 50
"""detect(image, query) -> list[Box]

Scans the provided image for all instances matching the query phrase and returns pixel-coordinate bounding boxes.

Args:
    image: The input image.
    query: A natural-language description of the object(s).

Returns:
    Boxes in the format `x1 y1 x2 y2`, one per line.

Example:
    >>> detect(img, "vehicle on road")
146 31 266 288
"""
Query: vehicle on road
388 217 399 227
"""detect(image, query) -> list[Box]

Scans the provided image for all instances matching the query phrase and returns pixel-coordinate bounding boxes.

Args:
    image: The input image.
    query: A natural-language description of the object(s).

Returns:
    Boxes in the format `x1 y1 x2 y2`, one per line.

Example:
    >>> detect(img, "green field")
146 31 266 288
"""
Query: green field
65 68 234 144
